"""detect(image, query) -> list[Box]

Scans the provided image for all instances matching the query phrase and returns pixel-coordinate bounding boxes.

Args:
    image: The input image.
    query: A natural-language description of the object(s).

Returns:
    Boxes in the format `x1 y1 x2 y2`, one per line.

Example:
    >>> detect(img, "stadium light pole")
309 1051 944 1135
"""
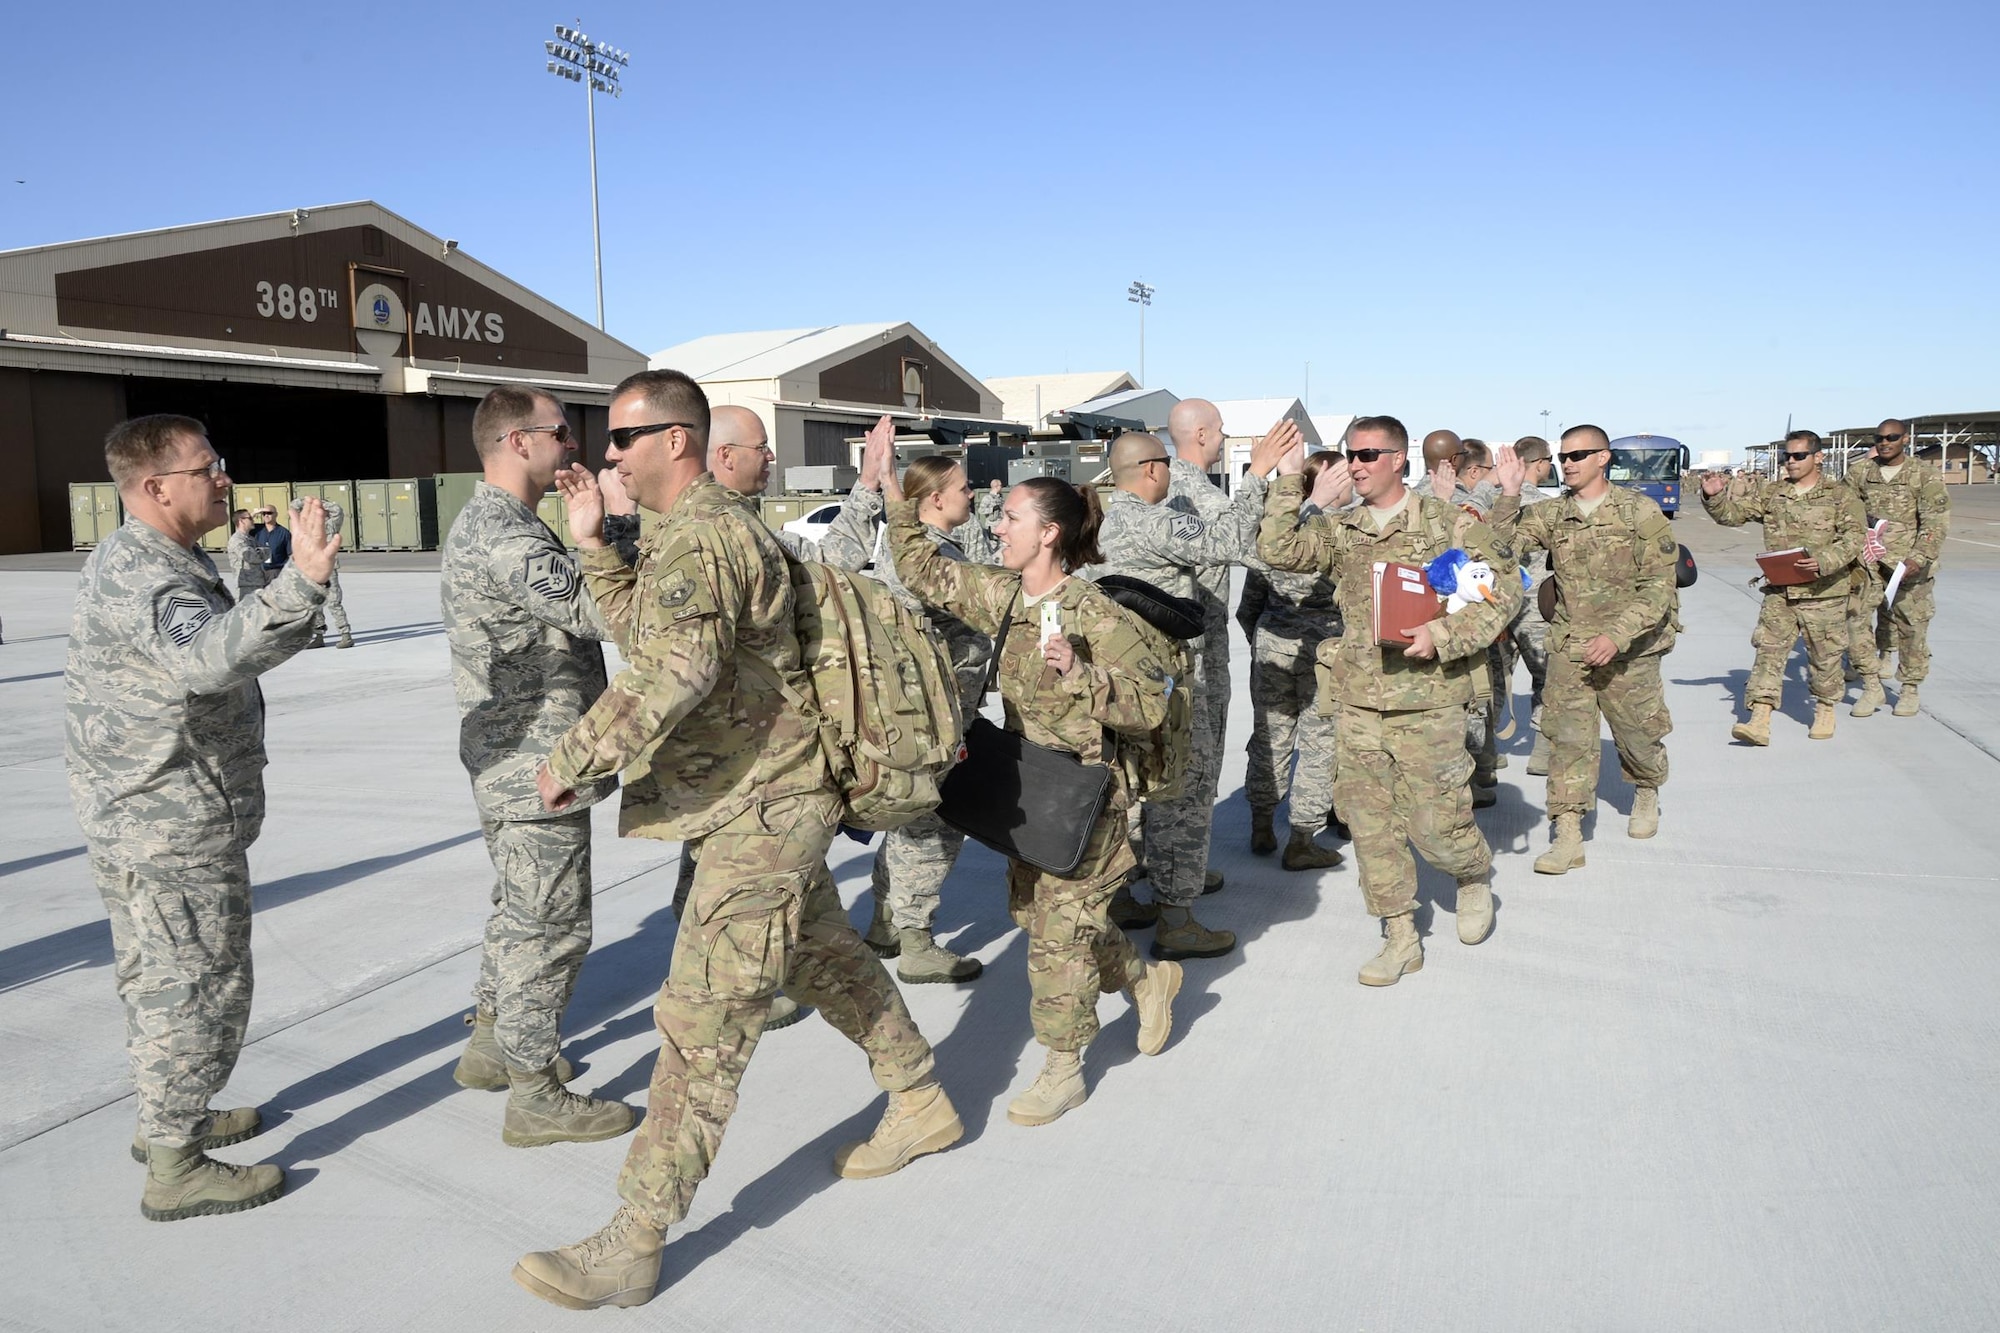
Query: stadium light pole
1127 279 1154 385
544 22 629 331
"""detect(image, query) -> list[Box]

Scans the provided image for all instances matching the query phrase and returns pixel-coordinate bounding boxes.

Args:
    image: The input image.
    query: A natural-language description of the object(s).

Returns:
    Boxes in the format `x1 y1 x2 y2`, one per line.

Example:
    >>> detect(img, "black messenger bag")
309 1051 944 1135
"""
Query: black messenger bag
936 716 1113 876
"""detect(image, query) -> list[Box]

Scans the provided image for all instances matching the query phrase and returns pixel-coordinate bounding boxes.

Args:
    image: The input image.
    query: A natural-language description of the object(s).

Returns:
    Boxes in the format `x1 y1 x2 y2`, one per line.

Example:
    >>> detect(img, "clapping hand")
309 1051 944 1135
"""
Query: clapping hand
290 497 340 585
863 415 898 498
1250 419 1304 478
557 467 607 549
1493 445 1525 496
1699 471 1728 497
596 466 638 517
1431 457 1459 498
1309 458 1353 510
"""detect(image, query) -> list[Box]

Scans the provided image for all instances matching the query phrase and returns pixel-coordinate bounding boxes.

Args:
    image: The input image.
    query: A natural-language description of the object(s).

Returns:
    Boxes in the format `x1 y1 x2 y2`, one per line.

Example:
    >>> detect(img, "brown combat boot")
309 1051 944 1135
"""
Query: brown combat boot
454 1010 573 1091
1109 882 1159 930
1455 877 1493 945
513 1205 665 1310
1893 684 1921 717
502 1066 636 1147
1281 827 1345 870
1127 958 1183 1056
1358 912 1423 986
895 928 982 984
833 1081 963 1178
1731 702 1773 746
1250 807 1277 856
1535 813 1586 875
1851 676 1885 717
131 1106 261 1164
141 1143 284 1222
1629 787 1660 839
1808 701 1836 740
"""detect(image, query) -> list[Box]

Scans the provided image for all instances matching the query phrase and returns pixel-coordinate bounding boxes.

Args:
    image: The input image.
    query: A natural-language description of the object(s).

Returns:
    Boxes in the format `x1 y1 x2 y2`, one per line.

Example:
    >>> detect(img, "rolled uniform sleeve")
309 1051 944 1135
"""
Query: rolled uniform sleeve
1258 475 1341 575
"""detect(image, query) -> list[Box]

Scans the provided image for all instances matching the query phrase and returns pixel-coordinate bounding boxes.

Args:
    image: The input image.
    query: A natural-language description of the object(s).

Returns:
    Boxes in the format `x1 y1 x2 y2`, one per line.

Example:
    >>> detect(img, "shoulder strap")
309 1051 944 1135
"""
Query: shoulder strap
985 587 1021 696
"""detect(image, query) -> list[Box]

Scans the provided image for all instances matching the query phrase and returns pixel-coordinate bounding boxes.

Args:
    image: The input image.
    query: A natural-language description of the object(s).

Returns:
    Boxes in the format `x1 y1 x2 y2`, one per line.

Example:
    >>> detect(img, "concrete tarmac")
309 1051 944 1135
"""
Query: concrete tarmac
2 490 1998 1330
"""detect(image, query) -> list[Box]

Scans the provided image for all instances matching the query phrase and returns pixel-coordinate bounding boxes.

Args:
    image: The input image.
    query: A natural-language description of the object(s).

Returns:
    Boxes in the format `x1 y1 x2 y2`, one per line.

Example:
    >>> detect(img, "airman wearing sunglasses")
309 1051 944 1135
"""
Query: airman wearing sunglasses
1255 415 1520 986
1700 430 1866 744
1843 418 1949 718
1488 426 1678 872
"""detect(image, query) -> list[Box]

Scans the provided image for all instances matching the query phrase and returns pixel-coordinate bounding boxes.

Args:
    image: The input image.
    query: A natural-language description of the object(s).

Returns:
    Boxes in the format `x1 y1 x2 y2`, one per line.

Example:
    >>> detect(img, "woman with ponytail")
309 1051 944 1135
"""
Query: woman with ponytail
869 417 1185 1128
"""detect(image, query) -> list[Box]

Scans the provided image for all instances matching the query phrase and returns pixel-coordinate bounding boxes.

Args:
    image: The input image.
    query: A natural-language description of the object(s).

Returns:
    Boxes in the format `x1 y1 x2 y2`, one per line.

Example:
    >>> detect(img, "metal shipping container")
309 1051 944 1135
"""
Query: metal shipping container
784 465 857 494
759 496 810 528
434 472 483 545
355 478 439 550
69 483 122 548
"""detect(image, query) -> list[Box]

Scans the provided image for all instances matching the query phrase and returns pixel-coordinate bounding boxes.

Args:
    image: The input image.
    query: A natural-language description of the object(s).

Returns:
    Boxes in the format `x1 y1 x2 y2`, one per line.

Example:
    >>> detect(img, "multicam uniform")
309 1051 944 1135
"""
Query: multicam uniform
441 482 616 1073
887 499 1175 1052
1489 487 1677 819
1845 455 1950 686
1507 482 1560 730
544 473 935 1232
1703 475 1865 708
1093 478 1267 907
1236 555 1341 835
64 519 324 1147
1258 480 1519 921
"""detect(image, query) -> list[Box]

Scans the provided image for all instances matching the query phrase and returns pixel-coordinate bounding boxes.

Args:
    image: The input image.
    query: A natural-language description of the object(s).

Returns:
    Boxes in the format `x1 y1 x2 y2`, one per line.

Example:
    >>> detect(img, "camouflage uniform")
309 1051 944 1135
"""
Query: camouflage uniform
1166 458 1260 810
1489 488 1677 818
1258 481 1519 920
545 473 935 1231
441 482 617 1071
225 529 267 601
1507 482 1561 727
65 518 325 1147
1092 477 1267 906
1704 475 1866 706
1845 455 1950 685
887 500 1175 1050
1413 477 1503 780
290 499 350 644
1236 557 1342 834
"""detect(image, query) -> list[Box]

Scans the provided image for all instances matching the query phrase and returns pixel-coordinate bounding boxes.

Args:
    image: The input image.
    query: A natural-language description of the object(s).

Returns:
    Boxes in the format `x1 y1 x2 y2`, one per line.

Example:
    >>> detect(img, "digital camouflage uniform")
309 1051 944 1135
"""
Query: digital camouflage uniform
1489 488 1677 819
1236 556 1341 834
289 499 350 644
441 482 617 1072
1258 480 1520 920
1093 477 1267 907
225 529 267 601
1845 455 1950 685
1704 475 1866 707
545 473 934 1231
1166 457 1256 810
64 519 325 1147
888 500 1175 1050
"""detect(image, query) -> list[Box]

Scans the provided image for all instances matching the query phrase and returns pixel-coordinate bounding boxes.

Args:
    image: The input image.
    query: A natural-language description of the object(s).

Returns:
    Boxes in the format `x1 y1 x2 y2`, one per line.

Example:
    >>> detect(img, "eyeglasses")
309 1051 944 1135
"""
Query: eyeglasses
506 422 573 445
1345 448 1397 462
1781 450 1815 461
1873 433 1905 444
1557 447 1606 464
153 456 228 480
607 421 697 451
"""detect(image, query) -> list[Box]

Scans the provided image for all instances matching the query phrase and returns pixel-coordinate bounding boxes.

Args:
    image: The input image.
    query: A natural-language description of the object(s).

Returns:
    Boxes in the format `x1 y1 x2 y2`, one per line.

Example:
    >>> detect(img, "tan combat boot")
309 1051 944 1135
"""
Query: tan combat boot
1851 676 1885 717
1629 787 1660 839
502 1066 636 1148
896 928 982 984
1535 813 1586 875
513 1204 665 1310
862 891 898 958
1250 807 1278 856
130 1106 261 1164
453 1010 572 1091
833 1081 964 1178
1281 828 1345 871
1525 730 1552 776
1731 702 1773 746
1151 905 1235 960
1127 958 1183 1056
1808 701 1836 740
1455 878 1493 945
1893 684 1921 717
141 1143 284 1222
1006 1048 1087 1126
1358 912 1423 986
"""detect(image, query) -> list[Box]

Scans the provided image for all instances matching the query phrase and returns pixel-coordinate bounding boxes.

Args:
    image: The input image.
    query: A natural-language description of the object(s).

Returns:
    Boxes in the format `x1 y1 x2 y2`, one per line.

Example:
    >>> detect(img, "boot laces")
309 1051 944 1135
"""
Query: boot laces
572 1208 644 1266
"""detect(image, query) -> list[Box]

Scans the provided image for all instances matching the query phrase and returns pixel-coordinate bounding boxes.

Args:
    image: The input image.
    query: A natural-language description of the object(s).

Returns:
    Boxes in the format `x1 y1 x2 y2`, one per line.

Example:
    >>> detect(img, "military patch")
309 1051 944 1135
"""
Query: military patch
524 551 579 602
158 594 212 648
1659 535 1675 555
660 568 696 608
1170 514 1205 542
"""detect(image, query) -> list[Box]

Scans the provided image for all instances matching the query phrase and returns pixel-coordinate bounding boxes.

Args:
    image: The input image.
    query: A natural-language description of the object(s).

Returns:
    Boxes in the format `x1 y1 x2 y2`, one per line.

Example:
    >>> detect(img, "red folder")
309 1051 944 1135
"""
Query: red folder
1756 548 1817 586
1373 561 1442 646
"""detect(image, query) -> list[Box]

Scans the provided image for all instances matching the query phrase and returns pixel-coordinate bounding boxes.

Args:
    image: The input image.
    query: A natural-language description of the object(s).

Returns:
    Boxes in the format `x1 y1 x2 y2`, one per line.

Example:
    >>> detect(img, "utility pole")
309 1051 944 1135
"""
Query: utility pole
1127 279 1154 385
544 22 629 331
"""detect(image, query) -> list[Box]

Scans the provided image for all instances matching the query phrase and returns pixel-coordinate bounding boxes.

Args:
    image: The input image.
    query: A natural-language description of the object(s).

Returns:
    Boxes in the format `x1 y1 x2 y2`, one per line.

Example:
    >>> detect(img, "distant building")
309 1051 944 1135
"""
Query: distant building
985 371 1138 433
1215 397 1321 485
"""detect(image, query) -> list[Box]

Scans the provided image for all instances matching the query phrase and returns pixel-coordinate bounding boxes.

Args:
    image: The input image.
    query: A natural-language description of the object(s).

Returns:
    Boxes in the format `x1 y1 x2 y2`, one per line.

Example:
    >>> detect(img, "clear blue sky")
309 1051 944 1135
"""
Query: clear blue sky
5 0 1993 458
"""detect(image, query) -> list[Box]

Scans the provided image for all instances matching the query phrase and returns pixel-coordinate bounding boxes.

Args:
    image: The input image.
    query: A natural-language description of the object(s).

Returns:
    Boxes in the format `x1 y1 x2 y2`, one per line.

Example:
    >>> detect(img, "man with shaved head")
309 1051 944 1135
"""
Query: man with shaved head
1844 417 1950 718
1163 398 1262 896
1092 428 1267 958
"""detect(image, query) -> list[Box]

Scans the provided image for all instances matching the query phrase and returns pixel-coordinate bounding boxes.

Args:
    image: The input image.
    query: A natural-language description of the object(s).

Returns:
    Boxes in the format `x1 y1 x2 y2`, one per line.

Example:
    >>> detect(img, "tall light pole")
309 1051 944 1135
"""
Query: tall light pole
544 22 629 331
1127 279 1154 385
1540 408 1551 441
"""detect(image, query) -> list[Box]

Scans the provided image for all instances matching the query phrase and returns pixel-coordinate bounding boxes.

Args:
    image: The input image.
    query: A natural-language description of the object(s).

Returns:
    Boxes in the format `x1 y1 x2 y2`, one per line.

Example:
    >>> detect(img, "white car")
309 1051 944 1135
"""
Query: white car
781 502 844 546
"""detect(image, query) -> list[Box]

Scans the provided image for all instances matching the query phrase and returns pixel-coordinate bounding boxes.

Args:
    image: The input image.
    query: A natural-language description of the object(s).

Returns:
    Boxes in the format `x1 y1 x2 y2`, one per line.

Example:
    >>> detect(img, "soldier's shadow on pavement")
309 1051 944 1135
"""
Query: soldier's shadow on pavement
263 1011 478 1172
1674 665 1815 729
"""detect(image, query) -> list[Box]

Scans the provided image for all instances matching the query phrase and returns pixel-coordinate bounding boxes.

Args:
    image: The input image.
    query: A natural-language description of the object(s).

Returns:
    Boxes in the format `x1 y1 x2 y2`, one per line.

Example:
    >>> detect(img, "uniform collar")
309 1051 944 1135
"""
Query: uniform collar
123 516 222 582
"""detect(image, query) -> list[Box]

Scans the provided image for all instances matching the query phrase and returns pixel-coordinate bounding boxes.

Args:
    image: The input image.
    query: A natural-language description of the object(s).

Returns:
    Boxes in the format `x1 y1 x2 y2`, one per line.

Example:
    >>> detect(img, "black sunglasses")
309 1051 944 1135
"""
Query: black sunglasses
1781 450 1815 461
607 421 698 451
1346 448 1398 462
1873 433 1905 444
1557 447 1607 464
506 422 573 445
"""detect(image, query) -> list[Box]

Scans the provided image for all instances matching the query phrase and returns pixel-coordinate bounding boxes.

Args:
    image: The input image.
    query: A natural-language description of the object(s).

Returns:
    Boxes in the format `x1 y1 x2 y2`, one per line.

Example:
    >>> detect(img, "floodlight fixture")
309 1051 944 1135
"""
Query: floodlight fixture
540 18 631 330
1127 280 1155 384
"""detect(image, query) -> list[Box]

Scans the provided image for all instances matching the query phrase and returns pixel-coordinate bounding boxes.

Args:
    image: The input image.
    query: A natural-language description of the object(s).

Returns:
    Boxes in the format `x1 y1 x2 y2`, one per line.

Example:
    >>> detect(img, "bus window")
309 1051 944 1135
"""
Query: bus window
1608 449 1681 483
